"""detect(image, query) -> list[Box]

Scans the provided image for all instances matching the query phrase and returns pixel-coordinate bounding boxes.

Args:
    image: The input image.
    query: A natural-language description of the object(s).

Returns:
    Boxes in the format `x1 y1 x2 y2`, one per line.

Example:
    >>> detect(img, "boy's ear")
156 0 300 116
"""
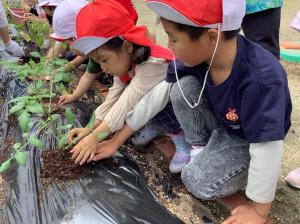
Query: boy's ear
207 29 219 45
124 41 134 54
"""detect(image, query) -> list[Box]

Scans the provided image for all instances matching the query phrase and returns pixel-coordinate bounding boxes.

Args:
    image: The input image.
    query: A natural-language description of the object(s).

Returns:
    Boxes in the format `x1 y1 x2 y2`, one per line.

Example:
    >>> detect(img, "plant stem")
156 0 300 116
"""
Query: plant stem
16 118 50 153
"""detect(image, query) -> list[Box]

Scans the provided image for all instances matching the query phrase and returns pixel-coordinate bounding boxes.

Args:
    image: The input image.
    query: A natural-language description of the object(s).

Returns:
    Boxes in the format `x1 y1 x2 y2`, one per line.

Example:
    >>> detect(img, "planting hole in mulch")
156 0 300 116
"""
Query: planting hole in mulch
40 150 94 180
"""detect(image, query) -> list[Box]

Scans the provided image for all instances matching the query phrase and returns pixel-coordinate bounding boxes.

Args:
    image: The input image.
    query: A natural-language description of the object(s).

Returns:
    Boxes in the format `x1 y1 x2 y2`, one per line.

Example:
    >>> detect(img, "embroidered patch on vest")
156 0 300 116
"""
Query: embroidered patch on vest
225 108 239 122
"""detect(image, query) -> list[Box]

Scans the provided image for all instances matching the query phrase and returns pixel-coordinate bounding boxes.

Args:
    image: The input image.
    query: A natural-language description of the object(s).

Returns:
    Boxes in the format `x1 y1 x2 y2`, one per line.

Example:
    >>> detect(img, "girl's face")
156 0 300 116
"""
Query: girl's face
89 42 132 77
161 19 215 67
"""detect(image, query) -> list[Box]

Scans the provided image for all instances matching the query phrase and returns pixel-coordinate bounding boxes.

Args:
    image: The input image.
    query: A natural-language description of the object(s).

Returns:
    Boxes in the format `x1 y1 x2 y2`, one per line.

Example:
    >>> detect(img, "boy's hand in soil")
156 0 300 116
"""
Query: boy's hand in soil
93 140 118 161
71 133 98 165
59 94 77 105
67 127 91 143
222 204 269 224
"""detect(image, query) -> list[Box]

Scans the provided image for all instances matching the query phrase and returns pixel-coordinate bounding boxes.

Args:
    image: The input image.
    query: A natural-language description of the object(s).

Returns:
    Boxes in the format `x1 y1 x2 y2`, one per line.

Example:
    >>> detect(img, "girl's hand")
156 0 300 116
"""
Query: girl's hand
67 127 91 143
59 94 76 105
222 204 268 224
71 133 99 165
93 140 119 161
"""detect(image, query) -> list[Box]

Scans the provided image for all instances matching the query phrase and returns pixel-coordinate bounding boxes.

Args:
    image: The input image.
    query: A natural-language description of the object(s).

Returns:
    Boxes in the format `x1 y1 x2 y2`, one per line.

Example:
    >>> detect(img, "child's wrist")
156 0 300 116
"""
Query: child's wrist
250 202 270 219
91 130 109 142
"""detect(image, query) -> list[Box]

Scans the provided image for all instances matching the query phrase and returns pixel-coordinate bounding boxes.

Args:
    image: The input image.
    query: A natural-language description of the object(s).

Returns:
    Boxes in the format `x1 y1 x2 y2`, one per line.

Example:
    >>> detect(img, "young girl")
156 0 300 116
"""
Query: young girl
145 0 291 223
57 0 139 104
68 0 189 167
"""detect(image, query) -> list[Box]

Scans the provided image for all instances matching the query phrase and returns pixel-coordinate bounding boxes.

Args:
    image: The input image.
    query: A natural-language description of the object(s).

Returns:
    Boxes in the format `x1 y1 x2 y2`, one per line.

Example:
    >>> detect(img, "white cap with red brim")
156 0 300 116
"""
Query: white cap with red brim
146 0 245 31
49 0 89 42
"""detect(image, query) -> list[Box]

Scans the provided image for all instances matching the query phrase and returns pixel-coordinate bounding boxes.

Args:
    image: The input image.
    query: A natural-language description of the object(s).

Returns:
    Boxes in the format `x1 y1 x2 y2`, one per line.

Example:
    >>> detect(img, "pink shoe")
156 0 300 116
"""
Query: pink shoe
285 168 300 189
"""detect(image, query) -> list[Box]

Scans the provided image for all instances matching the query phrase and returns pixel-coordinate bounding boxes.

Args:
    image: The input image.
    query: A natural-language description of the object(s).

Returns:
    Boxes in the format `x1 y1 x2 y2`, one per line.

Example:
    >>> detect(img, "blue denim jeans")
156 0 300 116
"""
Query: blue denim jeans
170 75 250 200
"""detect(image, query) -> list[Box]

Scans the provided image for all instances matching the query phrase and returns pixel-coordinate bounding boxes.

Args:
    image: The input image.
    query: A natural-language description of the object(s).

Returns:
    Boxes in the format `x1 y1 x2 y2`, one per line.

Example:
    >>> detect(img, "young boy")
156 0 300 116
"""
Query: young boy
145 0 292 223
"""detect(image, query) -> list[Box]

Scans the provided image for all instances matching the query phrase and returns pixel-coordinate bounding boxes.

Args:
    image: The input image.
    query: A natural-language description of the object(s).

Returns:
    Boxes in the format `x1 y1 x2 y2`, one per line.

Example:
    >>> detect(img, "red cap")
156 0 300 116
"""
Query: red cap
146 0 245 31
115 0 138 24
70 0 153 55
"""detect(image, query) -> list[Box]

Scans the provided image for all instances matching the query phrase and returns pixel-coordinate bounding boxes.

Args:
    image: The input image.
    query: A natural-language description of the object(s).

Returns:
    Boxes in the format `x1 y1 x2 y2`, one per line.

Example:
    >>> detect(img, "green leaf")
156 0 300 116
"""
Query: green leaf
58 124 72 131
58 135 68 149
22 133 30 138
61 72 71 83
50 114 60 121
36 35 44 48
19 31 31 42
86 112 96 129
15 151 27 167
64 107 75 124
18 111 30 133
26 104 44 114
61 42 68 49
53 72 64 83
58 83 69 94
30 51 41 58
0 159 12 173
29 137 45 149
9 102 25 114
12 143 22 150
9 96 30 104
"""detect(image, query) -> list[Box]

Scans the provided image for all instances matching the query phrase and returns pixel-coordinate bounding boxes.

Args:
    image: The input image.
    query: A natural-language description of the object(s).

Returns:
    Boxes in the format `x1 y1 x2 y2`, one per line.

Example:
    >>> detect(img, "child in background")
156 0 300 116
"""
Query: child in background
242 0 283 59
34 0 65 58
0 0 24 56
68 0 189 167
146 0 291 223
58 0 138 104
48 0 89 72
285 10 300 190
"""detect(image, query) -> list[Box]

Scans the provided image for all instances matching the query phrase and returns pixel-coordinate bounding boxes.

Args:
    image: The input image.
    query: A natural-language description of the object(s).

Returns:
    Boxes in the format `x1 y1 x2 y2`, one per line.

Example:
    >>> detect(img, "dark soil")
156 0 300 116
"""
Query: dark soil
40 150 93 180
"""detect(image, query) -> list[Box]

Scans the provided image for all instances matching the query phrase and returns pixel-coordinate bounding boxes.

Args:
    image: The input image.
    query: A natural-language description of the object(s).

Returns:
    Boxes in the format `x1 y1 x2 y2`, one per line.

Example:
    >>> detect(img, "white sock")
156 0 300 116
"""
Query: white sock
190 145 205 162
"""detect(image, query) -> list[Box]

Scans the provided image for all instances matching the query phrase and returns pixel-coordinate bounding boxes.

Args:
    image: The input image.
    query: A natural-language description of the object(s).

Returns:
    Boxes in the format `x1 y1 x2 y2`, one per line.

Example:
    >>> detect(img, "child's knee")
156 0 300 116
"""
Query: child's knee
181 163 217 200
170 76 200 102
181 162 248 200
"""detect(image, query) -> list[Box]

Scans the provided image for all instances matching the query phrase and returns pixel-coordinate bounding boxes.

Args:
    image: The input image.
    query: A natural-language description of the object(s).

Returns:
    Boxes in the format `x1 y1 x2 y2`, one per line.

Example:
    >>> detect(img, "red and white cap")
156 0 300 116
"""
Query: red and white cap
38 0 64 7
146 0 245 31
70 0 153 55
49 0 89 41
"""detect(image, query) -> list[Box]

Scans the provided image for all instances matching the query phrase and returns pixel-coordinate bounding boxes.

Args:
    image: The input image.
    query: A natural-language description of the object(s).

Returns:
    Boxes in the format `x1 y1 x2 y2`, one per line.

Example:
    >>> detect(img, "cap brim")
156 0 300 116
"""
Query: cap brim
38 2 49 7
70 37 111 55
49 33 70 42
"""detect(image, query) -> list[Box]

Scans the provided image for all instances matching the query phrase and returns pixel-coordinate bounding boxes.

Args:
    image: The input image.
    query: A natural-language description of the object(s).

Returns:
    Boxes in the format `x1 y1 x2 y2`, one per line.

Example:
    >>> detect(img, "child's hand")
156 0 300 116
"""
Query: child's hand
67 127 91 143
59 94 76 105
71 133 98 165
222 204 267 224
24 13 42 22
93 140 119 161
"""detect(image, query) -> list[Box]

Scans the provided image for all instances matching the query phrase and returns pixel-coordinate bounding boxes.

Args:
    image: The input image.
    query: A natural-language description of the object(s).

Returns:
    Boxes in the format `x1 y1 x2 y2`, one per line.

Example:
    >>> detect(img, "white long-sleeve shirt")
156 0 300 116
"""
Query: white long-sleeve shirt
95 56 169 132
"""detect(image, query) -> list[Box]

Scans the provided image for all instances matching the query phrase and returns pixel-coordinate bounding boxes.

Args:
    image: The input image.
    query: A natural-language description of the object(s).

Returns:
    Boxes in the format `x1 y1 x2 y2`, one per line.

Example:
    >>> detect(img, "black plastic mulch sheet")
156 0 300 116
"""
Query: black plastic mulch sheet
0 57 183 224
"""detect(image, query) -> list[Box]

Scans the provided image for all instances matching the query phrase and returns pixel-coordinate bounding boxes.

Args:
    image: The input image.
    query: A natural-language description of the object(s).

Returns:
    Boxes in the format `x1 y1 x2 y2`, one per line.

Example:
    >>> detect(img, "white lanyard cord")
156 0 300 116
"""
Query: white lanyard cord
173 25 221 109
